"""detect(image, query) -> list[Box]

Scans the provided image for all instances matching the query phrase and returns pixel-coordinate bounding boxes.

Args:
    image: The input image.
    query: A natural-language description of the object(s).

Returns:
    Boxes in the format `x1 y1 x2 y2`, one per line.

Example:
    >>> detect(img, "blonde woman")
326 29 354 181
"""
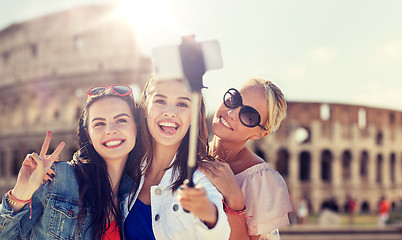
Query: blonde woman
202 79 292 240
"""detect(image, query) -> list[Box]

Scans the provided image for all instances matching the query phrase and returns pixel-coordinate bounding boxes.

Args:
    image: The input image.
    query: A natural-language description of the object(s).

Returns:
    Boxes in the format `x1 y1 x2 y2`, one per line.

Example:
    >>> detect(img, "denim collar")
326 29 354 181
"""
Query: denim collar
118 172 136 201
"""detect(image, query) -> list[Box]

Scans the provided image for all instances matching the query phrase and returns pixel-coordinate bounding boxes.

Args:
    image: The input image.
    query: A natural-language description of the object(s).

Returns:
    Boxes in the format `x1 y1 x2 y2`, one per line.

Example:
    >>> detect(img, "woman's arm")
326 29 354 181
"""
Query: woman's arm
200 161 252 239
9 132 64 212
177 171 231 240
0 131 64 237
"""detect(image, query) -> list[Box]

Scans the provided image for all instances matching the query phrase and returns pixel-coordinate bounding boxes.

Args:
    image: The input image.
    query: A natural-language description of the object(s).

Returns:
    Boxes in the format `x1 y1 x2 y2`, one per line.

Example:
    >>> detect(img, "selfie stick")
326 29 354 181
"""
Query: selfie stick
179 35 206 188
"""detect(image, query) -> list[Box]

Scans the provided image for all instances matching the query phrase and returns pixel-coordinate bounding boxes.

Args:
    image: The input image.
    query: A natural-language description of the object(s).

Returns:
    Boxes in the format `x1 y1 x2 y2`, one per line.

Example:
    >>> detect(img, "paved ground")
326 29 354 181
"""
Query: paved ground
280 225 402 240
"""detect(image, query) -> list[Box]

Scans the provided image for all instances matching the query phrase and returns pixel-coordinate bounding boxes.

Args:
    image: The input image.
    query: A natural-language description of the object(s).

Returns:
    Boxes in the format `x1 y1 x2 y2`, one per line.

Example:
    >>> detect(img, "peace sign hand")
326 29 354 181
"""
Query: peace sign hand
12 131 65 201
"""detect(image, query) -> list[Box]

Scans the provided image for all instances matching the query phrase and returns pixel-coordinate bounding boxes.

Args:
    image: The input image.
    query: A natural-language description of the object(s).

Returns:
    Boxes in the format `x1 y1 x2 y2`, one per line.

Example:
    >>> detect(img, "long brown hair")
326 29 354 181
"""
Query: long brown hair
132 77 211 192
71 89 142 239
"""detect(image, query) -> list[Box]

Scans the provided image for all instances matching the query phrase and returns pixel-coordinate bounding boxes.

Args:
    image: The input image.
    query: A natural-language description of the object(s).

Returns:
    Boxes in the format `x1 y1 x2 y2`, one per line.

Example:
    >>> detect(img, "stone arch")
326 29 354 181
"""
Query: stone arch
46 94 61 122
12 97 23 127
392 201 396 211
66 95 83 123
12 149 22 176
342 150 352 180
361 201 370 213
299 151 311 181
0 101 10 128
276 149 289 177
5 101 12 127
321 150 333 182
376 131 383 145
27 94 41 126
376 154 383 184
390 153 396 183
30 43 38 57
320 197 339 212
0 150 5 177
40 92 59 125
360 151 369 181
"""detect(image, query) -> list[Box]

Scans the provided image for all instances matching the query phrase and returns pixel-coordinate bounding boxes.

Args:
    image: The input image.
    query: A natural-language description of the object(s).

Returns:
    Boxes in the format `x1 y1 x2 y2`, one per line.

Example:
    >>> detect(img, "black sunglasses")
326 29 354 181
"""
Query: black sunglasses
223 88 267 130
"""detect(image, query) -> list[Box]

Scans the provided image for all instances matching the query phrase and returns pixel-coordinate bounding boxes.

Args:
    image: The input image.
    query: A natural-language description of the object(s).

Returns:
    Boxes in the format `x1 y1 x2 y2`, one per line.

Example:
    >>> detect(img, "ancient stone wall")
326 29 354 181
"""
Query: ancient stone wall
252 102 402 214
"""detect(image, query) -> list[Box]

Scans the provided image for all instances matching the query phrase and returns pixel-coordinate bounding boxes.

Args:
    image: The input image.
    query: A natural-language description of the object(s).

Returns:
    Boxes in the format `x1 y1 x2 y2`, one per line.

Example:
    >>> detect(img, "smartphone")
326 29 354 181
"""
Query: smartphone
152 39 223 80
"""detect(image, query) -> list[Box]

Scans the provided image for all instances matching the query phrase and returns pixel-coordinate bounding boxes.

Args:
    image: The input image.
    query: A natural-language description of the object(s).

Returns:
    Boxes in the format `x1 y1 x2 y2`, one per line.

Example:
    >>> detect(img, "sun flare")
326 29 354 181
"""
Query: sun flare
114 0 183 51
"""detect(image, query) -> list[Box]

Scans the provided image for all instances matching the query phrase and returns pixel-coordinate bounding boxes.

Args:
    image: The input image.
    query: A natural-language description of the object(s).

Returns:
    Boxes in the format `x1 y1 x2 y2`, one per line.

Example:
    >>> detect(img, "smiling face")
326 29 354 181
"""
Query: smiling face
212 84 268 142
87 97 137 162
145 80 192 149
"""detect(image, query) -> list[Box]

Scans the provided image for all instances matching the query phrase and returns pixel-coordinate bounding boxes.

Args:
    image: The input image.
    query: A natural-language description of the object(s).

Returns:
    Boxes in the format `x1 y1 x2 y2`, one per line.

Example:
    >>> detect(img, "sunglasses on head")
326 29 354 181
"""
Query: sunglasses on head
87 85 133 97
87 85 135 107
223 88 267 130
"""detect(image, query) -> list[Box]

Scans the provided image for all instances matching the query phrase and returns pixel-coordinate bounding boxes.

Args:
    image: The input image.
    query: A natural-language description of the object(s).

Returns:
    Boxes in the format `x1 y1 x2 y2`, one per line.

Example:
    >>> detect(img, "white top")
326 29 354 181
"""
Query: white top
122 157 230 240
235 162 292 236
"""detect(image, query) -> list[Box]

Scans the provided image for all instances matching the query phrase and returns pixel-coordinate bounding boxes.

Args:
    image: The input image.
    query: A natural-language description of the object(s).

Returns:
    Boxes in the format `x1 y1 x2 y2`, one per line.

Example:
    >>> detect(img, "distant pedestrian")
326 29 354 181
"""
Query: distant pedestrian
346 196 357 225
297 196 309 224
378 196 391 228
399 195 402 213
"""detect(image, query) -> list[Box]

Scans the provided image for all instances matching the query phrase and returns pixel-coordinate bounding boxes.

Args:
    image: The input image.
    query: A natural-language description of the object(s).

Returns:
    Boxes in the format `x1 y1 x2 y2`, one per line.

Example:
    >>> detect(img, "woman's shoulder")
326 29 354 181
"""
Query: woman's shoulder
192 168 217 189
52 160 74 171
51 161 77 180
236 161 275 177
47 161 80 199
235 161 288 191
192 168 208 183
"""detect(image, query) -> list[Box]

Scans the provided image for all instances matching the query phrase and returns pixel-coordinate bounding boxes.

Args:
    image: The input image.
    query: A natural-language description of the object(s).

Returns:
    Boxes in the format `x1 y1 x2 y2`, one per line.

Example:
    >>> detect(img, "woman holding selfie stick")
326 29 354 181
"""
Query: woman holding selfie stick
0 85 140 239
201 78 292 240
123 77 230 240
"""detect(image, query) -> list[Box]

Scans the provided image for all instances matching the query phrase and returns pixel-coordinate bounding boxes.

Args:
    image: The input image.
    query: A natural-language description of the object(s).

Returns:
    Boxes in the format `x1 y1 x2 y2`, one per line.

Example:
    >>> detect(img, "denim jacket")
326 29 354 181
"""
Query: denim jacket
0 161 135 240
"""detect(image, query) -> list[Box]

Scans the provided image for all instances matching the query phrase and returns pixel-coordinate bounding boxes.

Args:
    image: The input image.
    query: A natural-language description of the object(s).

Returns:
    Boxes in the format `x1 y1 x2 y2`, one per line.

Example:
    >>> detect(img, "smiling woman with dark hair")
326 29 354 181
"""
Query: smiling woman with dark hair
0 85 142 240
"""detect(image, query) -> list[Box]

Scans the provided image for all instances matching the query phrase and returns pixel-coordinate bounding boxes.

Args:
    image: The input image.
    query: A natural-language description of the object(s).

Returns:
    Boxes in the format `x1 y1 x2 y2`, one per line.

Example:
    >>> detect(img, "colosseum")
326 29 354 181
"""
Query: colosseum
251 102 402 214
1 3 401 217
0 3 150 196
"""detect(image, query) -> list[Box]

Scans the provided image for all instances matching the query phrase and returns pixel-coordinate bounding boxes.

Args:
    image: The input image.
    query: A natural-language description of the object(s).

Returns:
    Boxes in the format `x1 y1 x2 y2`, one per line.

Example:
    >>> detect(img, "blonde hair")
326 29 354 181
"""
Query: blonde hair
242 78 287 133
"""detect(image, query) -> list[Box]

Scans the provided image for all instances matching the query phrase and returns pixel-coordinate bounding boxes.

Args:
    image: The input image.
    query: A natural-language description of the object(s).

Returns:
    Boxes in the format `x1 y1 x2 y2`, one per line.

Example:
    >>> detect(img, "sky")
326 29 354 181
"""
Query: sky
1 0 402 113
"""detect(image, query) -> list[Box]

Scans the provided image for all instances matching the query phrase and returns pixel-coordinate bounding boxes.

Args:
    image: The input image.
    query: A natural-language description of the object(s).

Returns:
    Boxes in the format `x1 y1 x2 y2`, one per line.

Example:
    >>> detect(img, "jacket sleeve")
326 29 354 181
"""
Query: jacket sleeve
0 193 31 239
192 170 231 240
0 185 47 239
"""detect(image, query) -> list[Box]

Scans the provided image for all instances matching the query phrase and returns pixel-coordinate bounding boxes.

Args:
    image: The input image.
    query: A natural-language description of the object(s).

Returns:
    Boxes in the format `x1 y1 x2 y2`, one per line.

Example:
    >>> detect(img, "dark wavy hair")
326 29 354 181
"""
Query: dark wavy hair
70 89 143 239
131 77 212 194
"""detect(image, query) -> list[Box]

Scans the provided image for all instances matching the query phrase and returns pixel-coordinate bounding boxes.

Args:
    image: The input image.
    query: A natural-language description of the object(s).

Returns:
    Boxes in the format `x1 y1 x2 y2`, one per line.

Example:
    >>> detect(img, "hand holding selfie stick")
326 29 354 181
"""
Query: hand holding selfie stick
179 35 206 188
152 35 223 188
